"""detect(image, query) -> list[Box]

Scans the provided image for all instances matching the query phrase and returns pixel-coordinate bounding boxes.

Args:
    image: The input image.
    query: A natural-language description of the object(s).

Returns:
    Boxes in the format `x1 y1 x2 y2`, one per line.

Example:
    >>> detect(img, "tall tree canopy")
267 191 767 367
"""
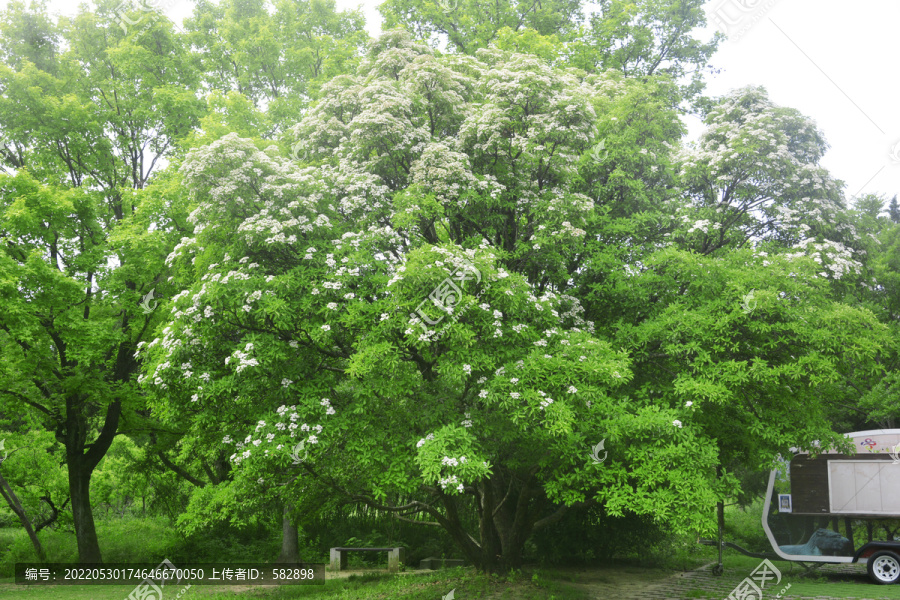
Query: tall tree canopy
379 0 721 106
137 30 891 572
0 0 200 563
184 0 369 134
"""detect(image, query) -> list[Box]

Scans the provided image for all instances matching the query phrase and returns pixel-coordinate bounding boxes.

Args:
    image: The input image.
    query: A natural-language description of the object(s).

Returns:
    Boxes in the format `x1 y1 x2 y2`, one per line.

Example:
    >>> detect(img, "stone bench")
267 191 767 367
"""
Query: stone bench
419 556 466 570
329 547 405 573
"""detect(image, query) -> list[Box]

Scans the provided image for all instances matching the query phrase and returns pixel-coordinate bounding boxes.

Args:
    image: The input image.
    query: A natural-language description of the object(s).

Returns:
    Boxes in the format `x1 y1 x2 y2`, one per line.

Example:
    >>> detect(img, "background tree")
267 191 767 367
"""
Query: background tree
0 1 202 562
379 0 583 55
183 0 369 134
567 0 722 105
380 0 720 107
0 429 68 561
888 194 900 223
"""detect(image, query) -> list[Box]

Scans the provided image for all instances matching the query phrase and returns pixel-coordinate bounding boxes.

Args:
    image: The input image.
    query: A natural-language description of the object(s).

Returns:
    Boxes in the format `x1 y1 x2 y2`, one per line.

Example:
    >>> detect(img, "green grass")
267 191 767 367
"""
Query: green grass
9 518 900 599
0 567 591 600
686 553 900 600
0 517 182 578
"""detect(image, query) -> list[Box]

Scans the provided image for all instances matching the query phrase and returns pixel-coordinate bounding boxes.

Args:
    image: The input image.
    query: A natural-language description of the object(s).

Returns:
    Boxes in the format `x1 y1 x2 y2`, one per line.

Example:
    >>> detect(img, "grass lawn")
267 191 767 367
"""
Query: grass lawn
8 522 900 599
0 567 591 600
678 554 900 600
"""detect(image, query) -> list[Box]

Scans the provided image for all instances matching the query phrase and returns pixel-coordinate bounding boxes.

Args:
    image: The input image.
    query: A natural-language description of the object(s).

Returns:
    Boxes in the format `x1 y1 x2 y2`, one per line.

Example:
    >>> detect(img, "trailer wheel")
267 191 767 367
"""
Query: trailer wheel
868 551 900 584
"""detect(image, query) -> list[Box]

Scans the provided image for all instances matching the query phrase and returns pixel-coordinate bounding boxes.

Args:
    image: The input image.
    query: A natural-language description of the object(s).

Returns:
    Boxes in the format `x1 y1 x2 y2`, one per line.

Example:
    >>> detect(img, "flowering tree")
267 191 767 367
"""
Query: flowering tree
572 85 894 541
137 30 737 572
675 86 857 258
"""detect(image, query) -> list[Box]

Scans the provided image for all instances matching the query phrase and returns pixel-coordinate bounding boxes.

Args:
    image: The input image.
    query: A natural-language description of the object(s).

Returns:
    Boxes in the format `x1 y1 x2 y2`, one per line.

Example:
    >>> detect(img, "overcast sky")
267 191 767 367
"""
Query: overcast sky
7 0 900 206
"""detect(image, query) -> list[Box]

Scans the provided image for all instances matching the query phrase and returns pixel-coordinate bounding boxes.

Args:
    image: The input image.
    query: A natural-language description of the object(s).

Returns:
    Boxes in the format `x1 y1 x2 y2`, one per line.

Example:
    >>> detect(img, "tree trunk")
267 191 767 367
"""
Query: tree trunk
276 504 300 563
439 493 485 569
64 397 122 564
68 460 102 563
35 495 68 533
476 479 501 572
476 472 543 573
496 481 532 572
0 469 47 561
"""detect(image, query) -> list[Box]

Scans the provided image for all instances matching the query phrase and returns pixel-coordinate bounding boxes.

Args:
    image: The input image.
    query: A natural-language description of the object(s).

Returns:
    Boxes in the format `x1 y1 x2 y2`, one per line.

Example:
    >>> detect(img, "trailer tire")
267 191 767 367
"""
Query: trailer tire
868 551 900 584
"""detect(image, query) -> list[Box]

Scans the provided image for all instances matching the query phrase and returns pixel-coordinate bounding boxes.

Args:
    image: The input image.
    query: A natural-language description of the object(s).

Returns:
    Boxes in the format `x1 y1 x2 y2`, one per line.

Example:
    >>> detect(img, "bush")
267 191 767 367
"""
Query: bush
724 497 770 553
529 503 668 565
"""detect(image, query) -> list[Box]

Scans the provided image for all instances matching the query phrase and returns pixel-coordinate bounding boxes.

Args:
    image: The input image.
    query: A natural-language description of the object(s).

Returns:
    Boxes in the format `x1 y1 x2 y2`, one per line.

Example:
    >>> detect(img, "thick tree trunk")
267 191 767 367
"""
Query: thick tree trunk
439 493 485 569
476 479 501 572
496 481 532 572
276 504 300 563
474 472 543 573
0 469 47 561
68 460 101 563
64 397 122 564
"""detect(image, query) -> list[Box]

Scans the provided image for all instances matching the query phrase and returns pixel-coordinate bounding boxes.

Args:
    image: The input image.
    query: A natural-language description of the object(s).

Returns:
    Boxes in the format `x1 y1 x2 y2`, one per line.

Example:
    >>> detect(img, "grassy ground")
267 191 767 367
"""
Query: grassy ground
677 554 900 600
6 559 900 600
6 521 900 599
0 567 588 600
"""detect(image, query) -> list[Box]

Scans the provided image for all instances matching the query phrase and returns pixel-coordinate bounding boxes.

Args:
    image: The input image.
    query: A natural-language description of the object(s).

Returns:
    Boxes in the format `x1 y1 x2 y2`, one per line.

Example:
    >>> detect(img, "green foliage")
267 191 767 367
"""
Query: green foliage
379 0 720 106
0 428 68 529
723 497 770 553
183 0 369 133
2 0 900 578
530 505 668 564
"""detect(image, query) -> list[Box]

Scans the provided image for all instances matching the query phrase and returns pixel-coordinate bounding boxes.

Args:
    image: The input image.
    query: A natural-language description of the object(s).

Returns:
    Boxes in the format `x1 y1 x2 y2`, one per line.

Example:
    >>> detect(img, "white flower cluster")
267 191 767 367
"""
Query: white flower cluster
688 219 718 234
225 343 259 373
439 474 463 493
229 401 333 465
416 432 436 448
785 238 861 280
539 396 554 410
554 220 587 238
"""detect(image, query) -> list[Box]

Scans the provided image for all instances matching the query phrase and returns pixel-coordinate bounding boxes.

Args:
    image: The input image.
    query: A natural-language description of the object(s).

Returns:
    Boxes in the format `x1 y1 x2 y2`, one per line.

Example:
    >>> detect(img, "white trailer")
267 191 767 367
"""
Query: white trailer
762 429 900 584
